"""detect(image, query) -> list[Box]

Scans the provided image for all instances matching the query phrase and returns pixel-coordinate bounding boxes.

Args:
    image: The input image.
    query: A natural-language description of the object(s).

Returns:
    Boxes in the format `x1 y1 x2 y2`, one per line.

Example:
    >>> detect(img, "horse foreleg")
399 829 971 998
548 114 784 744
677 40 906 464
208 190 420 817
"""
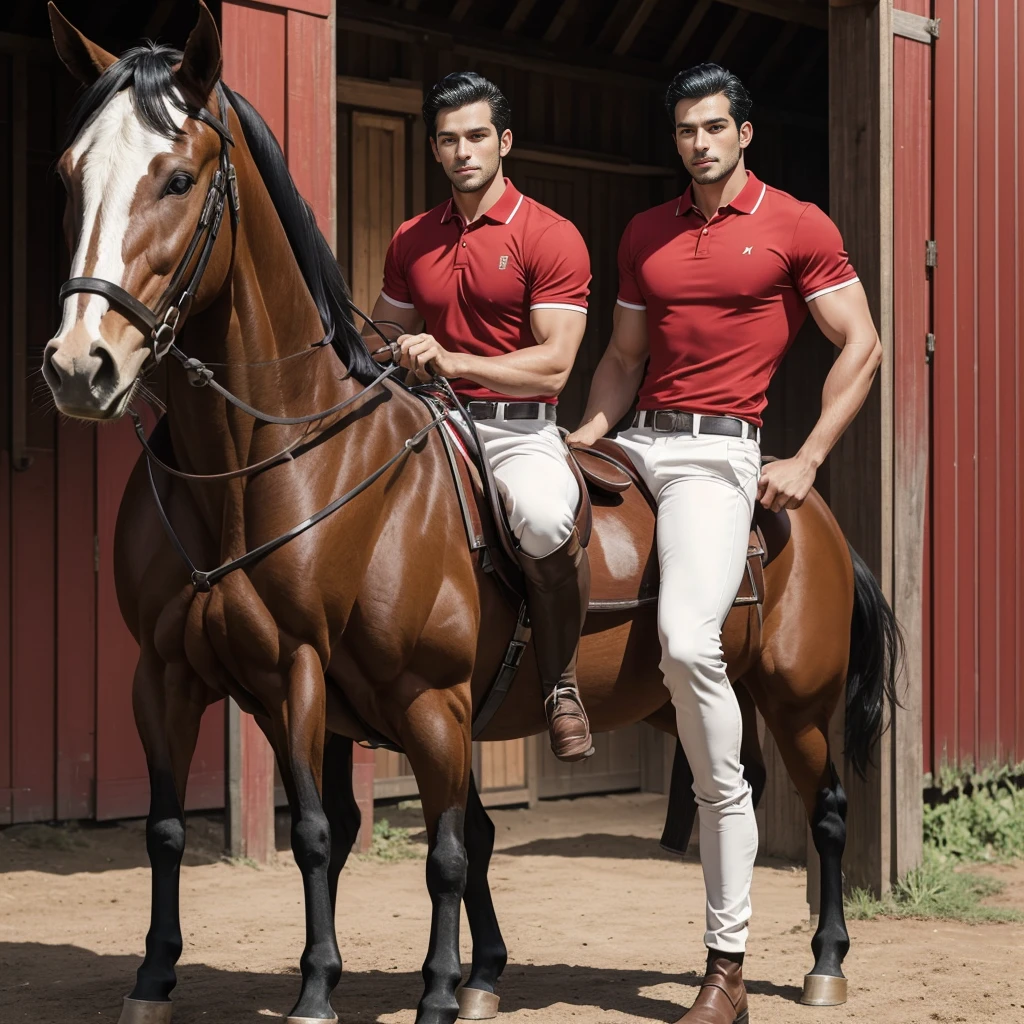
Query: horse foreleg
121 652 209 1024
271 646 342 1023
456 772 507 1020
403 687 473 1024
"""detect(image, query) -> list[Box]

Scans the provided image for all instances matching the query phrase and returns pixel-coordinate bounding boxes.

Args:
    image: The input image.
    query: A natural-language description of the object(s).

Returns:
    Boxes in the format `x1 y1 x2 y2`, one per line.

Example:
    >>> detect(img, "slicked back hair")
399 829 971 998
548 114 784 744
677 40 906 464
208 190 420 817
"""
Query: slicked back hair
664 63 752 130
422 71 511 139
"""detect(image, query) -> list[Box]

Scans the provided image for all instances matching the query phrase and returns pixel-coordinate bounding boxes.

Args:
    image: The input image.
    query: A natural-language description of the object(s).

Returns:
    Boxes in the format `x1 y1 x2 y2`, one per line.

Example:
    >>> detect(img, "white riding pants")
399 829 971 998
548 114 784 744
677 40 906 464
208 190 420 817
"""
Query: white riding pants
473 417 580 558
615 427 762 953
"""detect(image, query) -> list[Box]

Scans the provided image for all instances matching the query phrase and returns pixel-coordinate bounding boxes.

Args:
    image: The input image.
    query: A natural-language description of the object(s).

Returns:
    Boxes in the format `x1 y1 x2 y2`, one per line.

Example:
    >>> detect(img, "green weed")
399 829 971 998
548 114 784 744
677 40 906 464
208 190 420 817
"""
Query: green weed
361 818 425 862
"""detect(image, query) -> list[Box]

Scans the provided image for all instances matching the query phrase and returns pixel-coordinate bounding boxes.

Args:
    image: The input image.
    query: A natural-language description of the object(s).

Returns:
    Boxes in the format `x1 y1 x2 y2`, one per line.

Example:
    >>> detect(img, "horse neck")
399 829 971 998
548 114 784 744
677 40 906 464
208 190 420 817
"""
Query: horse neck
165 144 357 478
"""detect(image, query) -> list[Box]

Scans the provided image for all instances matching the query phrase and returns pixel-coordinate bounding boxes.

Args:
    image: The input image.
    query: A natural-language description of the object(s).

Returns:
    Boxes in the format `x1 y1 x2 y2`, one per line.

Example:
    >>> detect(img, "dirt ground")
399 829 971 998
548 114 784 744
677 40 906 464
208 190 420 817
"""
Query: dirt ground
1 792 1022 1024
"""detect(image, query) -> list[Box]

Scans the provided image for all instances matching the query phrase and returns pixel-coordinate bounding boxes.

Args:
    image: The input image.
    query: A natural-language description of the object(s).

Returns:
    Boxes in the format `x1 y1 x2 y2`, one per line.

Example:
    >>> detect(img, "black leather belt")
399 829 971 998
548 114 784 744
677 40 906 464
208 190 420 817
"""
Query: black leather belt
467 401 556 422
633 409 759 440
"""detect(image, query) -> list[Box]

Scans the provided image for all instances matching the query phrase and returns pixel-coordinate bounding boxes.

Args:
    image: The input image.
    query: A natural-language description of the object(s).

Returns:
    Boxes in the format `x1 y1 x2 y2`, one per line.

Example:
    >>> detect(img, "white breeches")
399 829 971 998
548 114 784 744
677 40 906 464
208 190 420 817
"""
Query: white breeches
474 417 580 558
616 427 762 953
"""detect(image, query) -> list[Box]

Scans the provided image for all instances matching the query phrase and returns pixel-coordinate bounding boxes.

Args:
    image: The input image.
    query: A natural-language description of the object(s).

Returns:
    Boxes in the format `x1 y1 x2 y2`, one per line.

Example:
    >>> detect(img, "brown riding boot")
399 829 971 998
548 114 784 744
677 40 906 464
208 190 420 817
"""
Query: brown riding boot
519 528 594 762
674 957 748 1024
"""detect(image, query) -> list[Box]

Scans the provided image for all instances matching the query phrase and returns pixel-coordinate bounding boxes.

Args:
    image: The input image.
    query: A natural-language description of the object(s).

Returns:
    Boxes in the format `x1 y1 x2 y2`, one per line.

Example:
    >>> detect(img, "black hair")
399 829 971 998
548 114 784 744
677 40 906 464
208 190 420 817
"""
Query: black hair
664 63 752 130
62 43 376 384
422 71 511 139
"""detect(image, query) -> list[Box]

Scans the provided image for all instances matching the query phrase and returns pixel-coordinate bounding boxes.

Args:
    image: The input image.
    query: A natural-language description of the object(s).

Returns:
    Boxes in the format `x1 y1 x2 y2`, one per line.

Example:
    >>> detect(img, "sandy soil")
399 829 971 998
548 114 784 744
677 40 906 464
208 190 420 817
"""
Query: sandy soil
1 792 1022 1024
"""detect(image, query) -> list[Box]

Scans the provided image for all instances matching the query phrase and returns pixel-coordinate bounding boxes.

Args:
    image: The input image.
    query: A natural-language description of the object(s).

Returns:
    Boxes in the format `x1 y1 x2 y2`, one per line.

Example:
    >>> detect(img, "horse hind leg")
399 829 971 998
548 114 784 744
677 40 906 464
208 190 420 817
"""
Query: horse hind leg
765 714 850 1007
456 772 507 1020
320 734 362 913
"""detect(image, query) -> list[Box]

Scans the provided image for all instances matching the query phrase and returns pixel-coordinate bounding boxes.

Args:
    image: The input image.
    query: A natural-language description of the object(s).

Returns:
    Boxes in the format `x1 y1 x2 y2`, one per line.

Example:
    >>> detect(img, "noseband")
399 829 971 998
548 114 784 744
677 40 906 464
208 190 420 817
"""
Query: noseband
58 84 239 364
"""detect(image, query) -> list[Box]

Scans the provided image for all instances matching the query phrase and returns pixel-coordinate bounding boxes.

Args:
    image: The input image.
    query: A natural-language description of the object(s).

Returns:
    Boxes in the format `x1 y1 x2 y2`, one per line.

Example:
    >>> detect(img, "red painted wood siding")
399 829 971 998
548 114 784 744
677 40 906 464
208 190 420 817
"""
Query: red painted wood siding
930 0 1024 772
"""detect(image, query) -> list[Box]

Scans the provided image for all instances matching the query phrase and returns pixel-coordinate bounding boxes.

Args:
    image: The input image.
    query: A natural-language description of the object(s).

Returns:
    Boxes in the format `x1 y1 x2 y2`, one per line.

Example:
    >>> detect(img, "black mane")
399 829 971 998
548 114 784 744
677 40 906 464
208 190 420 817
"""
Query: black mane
64 43 376 384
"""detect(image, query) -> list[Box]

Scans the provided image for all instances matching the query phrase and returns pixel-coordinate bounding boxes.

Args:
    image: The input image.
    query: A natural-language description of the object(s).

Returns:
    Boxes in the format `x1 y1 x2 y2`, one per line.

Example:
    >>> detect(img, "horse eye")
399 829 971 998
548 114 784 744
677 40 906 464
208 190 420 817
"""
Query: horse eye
164 173 194 197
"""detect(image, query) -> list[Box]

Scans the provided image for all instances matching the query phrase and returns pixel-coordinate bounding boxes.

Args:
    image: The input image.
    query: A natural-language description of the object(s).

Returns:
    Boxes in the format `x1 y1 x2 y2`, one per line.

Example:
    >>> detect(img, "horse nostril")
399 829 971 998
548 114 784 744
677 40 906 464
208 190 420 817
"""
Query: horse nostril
42 343 63 390
88 341 118 396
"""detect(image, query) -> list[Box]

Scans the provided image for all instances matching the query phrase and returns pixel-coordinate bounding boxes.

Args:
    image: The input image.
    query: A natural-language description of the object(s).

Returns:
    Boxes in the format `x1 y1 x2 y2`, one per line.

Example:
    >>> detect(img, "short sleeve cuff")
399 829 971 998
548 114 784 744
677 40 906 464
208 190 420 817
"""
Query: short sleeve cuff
616 298 646 311
380 290 416 310
530 302 588 314
803 276 860 303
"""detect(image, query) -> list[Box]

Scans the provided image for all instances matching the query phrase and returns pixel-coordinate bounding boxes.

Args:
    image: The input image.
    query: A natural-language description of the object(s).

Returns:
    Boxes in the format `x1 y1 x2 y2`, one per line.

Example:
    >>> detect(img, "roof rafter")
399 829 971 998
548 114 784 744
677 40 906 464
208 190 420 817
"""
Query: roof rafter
662 0 713 68
613 0 661 56
542 0 581 44
714 0 826 30
503 0 539 34
709 9 749 63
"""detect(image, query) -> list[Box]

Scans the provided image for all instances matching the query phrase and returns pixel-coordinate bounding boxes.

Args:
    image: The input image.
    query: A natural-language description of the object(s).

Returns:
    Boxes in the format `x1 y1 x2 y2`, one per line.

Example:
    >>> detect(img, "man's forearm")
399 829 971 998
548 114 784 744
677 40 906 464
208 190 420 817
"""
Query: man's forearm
799 333 882 467
447 345 574 397
571 351 646 442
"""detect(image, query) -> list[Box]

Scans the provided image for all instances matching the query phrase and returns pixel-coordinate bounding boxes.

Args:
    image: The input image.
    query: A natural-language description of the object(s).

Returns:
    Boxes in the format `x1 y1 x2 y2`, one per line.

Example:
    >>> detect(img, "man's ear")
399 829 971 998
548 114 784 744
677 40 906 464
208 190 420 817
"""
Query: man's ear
49 3 118 85
173 1 223 110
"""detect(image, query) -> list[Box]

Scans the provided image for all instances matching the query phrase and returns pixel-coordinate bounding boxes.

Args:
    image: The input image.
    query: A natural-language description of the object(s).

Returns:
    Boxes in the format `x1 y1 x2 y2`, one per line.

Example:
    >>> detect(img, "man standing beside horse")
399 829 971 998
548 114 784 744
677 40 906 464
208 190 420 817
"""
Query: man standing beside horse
365 72 595 762
569 64 883 1023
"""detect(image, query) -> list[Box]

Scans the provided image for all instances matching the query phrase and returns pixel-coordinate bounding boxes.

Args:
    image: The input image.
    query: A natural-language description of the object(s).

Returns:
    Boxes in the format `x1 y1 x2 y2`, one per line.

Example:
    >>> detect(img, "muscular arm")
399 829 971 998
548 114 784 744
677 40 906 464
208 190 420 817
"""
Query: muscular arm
758 281 882 511
567 304 649 445
361 294 423 344
399 308 586 398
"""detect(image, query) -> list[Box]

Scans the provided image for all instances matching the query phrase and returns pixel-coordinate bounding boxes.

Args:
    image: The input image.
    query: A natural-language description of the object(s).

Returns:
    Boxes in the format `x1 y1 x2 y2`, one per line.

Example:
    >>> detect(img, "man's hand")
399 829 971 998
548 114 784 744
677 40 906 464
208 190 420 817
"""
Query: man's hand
757 453 818 512
397 333 461 380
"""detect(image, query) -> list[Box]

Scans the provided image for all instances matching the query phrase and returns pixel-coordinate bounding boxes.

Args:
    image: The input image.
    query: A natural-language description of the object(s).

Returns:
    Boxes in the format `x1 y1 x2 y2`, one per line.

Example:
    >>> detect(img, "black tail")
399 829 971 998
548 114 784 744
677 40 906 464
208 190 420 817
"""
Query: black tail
844 546 905 778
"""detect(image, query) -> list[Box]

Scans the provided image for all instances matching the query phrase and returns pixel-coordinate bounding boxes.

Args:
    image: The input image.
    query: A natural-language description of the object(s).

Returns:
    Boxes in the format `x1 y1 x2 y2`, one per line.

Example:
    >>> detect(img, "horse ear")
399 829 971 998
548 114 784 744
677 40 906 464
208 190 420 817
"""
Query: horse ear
48 3 118 85
174 1 223 110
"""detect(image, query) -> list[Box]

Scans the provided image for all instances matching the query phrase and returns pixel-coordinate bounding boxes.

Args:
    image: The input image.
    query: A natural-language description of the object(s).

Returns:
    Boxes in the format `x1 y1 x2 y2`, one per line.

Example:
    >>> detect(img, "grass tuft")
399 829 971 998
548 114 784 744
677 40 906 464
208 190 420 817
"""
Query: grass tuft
360 818 425 862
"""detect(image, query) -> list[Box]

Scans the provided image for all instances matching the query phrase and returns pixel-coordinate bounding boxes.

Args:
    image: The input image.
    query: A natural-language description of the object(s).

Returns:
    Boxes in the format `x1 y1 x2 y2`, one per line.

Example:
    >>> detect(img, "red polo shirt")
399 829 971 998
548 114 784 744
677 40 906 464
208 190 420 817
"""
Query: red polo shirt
617 170 859 426
381 179 591 403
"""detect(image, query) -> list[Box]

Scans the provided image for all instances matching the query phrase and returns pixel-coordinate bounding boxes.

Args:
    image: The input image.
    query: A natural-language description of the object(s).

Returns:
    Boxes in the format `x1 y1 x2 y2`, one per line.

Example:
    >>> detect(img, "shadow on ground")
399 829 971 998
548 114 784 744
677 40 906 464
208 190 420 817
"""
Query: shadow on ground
0 942 804 1022
496 833 688 861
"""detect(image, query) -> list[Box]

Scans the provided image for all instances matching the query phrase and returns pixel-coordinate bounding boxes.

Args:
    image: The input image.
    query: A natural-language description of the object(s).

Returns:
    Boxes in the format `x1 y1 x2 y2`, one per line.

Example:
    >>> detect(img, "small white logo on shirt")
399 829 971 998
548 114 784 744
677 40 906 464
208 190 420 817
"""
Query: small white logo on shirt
742 246 754 255
498 255 509 270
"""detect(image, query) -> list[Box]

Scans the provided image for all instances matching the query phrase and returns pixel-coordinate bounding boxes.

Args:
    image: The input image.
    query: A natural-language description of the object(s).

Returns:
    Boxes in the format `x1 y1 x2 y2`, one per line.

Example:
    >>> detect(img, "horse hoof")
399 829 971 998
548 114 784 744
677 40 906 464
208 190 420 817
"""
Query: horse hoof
285 1016 338 1024
457 987 500 1019
118 998 173 1024
800 973 848 1006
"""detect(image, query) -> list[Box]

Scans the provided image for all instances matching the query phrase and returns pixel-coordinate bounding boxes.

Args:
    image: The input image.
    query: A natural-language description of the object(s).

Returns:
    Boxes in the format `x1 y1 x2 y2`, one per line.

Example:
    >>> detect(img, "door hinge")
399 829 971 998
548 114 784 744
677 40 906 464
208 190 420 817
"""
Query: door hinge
925 333 935 363
94 535 100 573
925 240 938 269
893 10 941 43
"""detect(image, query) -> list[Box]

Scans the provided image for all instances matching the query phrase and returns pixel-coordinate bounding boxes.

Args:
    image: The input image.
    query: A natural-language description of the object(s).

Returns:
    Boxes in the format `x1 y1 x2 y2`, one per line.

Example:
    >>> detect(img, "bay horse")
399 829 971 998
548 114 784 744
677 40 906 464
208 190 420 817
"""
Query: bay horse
42 6 900 1024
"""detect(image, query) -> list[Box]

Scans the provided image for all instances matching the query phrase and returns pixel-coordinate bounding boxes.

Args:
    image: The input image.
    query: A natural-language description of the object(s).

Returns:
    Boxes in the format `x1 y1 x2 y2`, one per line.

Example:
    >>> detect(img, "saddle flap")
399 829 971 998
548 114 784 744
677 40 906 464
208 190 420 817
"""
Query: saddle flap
568 443 632 495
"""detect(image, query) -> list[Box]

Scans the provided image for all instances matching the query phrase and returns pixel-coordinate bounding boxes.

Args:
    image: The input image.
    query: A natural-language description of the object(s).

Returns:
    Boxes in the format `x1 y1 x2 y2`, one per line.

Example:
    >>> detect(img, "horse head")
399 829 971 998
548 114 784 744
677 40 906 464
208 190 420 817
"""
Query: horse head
42 2 231 420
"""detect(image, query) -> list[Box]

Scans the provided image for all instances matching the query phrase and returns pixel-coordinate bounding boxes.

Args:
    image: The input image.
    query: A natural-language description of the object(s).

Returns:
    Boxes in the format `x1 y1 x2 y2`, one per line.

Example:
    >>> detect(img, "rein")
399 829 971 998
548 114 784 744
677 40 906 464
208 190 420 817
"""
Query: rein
57 84 446 591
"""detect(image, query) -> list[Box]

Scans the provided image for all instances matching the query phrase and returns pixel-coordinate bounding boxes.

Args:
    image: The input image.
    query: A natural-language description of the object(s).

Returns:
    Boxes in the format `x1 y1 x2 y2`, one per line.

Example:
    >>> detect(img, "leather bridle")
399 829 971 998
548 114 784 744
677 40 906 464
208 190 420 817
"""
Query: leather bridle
56 83 446 592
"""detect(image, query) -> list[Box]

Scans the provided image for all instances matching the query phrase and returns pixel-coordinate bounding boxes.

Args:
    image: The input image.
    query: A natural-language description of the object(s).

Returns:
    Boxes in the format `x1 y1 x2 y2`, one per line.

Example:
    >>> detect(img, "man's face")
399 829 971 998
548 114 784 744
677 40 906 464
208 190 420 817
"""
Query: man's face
672 93 752 185
431 100 512 193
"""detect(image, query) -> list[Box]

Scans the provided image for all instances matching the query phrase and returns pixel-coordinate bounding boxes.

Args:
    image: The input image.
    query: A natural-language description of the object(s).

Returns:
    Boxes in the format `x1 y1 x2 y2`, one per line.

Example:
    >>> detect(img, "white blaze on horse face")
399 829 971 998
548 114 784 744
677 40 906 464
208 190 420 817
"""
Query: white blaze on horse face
56 89 189 342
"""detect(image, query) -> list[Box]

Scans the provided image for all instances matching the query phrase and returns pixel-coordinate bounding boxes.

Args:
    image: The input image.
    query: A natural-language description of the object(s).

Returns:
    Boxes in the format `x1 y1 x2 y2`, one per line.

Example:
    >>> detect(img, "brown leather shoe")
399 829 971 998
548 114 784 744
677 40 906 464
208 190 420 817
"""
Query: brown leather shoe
674 958 748 1024
544 686 594 761
519 529 594 762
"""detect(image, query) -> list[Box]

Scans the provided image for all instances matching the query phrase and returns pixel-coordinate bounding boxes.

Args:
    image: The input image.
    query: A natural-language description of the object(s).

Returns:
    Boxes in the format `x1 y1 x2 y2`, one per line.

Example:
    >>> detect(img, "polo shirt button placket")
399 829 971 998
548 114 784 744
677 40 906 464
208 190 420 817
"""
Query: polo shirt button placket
696 223 711 258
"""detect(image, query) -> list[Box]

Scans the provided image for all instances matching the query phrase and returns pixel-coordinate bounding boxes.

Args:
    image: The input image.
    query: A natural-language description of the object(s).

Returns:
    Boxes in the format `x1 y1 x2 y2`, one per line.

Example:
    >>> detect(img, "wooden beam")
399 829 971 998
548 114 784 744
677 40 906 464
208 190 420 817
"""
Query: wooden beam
225 701 276 864
613 0 660 56
510 144 676 176
662 0 713 67
10 55 29 473
750 21 800 88
709 9 749 63
543 0 580 43
449 0 475 22
715 0 827 30
826 0 894 898
337 74 423 114
503 0 538 34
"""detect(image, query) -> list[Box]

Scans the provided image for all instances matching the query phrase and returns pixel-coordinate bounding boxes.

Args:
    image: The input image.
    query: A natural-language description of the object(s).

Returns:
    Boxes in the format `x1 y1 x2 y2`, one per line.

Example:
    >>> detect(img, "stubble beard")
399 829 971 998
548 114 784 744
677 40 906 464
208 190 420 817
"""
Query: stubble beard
689 147 741 185
449 158 500 194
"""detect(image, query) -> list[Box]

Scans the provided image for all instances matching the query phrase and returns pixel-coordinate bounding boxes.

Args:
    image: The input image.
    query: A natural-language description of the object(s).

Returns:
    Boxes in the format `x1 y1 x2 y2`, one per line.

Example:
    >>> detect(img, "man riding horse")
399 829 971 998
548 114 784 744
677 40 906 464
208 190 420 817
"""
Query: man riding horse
568 64 883 1024
365 72 596 762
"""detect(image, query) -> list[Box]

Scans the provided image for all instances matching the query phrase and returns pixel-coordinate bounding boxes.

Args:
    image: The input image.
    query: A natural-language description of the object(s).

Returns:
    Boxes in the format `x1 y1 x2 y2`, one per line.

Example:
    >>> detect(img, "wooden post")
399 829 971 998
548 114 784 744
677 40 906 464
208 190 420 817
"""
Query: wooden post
225 700 276 863
352 744 375 852
827 0 896 896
